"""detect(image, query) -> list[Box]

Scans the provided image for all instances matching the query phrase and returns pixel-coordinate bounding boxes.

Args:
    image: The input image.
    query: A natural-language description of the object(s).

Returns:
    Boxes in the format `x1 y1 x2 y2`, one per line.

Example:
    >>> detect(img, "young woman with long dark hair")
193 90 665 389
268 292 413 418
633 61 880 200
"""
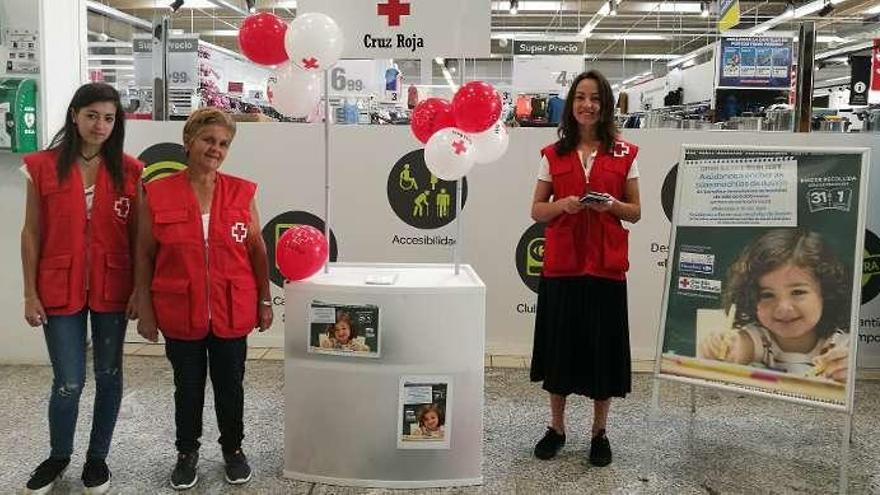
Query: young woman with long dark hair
20 82 143 494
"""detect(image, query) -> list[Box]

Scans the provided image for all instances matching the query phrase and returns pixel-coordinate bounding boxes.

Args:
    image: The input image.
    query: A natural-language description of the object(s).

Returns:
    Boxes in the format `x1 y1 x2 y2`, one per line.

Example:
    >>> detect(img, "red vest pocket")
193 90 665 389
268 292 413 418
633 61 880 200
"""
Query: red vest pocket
153 209 193 244
601 222 630 272
103 252 133 304
543 224 579 274
38 254 73 308
228 277 258 332
151 278 190 335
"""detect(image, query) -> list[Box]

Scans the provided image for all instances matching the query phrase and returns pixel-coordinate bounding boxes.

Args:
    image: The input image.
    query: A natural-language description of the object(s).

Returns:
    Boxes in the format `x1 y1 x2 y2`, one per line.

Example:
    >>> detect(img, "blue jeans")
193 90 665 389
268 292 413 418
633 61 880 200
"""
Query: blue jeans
43 309 126 460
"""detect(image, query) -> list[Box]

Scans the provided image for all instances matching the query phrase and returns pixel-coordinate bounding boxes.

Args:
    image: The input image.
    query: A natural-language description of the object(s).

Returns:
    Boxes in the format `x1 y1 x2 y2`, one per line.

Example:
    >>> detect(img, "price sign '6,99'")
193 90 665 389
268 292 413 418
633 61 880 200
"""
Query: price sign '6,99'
327 60 382 97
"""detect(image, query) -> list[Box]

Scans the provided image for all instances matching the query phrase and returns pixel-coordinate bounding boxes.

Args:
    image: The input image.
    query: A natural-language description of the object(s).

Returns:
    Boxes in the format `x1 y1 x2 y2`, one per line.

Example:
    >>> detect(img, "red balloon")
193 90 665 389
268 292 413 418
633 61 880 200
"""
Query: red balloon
238 13 289 66
410 98 455 144
451 81 502 134
275 225 328 281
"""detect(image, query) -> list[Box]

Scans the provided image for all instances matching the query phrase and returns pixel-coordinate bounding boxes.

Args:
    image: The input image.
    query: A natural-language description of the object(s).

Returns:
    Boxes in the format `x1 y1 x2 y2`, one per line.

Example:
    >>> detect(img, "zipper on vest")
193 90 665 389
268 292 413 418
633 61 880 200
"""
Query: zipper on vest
204 222 212 324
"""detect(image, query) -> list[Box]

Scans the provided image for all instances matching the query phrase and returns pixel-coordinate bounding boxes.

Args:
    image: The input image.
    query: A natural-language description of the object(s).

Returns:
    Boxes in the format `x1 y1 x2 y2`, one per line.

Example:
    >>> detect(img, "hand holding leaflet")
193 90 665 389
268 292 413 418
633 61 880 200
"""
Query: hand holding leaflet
579 191 612 204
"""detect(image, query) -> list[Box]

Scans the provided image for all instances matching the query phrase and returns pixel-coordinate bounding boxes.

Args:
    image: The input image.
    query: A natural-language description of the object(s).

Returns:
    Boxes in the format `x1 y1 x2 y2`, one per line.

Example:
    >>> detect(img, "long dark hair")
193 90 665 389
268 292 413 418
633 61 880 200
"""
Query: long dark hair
48 83 126 190
554 70 618 156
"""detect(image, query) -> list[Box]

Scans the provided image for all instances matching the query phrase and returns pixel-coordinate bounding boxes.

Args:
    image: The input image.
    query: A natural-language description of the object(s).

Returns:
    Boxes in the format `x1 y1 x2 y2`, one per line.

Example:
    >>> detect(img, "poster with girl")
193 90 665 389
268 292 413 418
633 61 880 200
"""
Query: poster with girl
658 146 870 407
308 301 380 358
397 376 452 449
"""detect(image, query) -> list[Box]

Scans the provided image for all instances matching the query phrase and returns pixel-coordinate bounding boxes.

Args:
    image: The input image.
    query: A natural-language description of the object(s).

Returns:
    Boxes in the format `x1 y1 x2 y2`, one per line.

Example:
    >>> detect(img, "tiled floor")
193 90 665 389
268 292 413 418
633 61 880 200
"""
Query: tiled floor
2 355 879 494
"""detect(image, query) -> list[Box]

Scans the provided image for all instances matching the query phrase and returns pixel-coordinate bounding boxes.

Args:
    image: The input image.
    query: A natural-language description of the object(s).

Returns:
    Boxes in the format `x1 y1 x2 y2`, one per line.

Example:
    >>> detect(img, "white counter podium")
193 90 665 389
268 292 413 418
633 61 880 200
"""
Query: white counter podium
283 263 486 488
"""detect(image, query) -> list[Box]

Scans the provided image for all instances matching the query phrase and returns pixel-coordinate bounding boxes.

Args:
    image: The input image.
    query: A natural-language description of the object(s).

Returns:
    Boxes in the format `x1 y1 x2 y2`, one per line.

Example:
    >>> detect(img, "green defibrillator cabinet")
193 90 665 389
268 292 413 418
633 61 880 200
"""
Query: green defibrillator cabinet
0 78 38 152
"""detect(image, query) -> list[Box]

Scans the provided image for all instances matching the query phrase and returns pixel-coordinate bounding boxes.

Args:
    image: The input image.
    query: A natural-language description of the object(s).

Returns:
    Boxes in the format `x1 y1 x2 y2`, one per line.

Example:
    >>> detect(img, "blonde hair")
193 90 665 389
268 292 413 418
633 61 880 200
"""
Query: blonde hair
182 107 236 149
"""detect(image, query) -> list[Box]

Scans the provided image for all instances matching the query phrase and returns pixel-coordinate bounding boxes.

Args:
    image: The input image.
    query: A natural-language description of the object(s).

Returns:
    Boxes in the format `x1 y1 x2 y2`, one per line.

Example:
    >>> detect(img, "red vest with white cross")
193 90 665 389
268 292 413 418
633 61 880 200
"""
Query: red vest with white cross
145 171 258 340
540 139 638 281
24 149 142 315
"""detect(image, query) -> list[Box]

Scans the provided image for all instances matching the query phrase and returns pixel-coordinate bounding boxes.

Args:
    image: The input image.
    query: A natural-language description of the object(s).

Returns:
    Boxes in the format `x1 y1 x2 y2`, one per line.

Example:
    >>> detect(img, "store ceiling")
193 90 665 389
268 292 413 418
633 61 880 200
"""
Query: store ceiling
88 0 880 61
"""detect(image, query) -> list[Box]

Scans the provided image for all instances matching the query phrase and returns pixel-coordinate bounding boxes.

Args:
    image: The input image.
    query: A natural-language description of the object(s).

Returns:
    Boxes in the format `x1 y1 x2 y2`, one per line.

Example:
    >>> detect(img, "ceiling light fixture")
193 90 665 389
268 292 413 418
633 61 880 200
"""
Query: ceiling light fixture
510 0 519 15
817 0 833 16
609 1 618 16
170 0 185 12
245 0 255 13
700 2 710 17
785 0 795 17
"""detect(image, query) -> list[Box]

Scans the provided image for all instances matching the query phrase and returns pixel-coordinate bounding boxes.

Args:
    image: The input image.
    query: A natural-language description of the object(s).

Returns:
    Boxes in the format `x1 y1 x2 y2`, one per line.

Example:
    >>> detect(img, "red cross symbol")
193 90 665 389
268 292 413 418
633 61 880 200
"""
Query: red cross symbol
613 141 630 157
377 0 410 26
452 140 467 155
302 57 319 69
114 197 130 219
679 277 690 289
231 222 248 243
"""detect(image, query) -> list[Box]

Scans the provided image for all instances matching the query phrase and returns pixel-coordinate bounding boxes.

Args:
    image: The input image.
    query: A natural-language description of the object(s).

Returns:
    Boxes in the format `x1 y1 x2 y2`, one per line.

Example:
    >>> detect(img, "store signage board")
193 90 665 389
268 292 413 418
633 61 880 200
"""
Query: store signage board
656 145 870 411
849 55 870 106
717 36 793 89
329 59 386 98
717 0 740 32
297 0 490 58
513 40 584 56
512 55 583 93
132 34 199 90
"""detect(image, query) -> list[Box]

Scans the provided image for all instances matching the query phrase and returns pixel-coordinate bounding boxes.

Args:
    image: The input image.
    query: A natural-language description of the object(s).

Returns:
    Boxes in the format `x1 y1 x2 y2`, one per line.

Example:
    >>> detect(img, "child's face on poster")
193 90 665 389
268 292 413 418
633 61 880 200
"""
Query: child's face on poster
334 321 351 343
422 410 440 430
756 264 823 341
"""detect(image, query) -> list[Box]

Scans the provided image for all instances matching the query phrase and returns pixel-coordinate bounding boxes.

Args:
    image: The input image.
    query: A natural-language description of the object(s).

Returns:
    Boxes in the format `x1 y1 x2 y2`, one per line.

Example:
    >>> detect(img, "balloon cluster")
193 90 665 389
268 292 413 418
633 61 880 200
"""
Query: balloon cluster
411 81 509 181
238 12 344 118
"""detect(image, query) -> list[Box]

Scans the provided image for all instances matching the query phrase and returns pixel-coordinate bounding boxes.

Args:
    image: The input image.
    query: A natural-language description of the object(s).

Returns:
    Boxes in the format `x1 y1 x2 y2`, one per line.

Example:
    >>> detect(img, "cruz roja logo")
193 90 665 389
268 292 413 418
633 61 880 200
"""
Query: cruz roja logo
515 223 546 294
862 229 880 305
138 142 188 183
387 149 468 229
261 211 338 288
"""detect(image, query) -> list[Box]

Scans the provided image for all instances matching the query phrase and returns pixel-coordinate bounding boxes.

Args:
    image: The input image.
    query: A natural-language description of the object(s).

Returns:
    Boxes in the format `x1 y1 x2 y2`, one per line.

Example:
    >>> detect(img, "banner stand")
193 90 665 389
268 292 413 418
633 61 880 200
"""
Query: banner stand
642 144 870 495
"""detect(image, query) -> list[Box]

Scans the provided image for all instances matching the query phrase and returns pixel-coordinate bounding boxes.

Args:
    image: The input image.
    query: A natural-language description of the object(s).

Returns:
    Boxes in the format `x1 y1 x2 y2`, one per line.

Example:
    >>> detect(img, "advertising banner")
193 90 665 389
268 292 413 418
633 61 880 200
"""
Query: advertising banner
849 55 870 106
718 37 792 89
717 0 741 33
297 0 490 58
658 145 870 409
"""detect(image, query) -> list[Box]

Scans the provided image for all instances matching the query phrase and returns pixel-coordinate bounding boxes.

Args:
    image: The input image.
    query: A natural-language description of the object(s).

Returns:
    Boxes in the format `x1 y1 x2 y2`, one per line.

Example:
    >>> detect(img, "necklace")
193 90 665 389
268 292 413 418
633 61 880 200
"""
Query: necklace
79 150 101 162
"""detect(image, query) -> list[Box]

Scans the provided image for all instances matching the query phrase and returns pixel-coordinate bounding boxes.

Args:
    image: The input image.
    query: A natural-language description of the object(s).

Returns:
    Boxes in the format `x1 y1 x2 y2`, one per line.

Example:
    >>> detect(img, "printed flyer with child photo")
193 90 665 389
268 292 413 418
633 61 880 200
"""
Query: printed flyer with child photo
308 301 381 358
397 376 452 449
659 146 869 407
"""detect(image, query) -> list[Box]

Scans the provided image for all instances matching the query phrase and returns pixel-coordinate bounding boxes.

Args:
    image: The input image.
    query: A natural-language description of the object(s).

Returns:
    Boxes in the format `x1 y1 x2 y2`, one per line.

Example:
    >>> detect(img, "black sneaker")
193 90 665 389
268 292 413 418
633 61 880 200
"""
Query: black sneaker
170 451 199 491
533 427 566 460
82 458 111 494
223 449 252 485
589 429 612 467
25 457 69 495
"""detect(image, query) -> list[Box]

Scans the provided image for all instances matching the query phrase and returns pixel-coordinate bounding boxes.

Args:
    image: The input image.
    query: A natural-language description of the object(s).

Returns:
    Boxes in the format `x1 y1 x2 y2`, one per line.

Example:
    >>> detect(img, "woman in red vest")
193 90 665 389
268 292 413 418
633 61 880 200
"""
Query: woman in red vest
529 70 641 467
20 83 142 494
135 108 272 490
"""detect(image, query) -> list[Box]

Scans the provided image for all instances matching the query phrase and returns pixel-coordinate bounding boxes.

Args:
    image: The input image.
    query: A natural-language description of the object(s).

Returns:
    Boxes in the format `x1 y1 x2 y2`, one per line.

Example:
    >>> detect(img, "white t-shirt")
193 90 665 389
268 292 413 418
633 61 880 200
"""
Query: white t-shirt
21 164 95 218
537 150 640 183
202 213 210 243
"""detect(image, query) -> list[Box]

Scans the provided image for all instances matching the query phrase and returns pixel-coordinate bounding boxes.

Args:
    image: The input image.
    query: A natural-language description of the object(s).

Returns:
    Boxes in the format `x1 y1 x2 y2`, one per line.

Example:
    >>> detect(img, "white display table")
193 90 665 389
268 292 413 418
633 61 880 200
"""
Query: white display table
283 263 486 488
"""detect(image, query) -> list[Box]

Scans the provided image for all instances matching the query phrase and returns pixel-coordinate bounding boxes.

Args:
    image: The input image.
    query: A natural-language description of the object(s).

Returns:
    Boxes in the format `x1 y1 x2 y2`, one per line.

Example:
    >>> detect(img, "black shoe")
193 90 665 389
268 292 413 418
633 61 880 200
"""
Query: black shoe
170 451 199 491
26 457 69 495
82 458 111 494
589 429 612 467
534 427 566 460
223 449 252 485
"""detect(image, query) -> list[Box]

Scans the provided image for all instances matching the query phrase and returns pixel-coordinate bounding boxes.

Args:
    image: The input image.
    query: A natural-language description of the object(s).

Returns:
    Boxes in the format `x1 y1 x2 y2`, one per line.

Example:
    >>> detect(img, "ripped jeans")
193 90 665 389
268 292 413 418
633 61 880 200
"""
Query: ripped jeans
43 309 126 460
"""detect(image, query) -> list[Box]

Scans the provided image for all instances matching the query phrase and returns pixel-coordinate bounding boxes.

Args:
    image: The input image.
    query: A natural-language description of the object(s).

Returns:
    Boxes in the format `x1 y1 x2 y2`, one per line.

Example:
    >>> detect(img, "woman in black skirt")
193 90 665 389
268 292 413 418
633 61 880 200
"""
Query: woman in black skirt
529 70 641 467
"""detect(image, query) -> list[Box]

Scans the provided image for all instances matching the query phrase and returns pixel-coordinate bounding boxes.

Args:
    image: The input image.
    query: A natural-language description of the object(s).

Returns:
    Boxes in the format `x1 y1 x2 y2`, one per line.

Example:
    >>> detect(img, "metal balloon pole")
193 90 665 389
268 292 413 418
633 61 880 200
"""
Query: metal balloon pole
323 68 331 273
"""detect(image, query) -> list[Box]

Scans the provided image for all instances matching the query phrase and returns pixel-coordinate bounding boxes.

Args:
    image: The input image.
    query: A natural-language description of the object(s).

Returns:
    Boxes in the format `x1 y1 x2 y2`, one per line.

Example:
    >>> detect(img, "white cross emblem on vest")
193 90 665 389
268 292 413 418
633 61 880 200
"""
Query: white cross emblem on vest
114 197 131 219
231 222 248 243
613 141 630 158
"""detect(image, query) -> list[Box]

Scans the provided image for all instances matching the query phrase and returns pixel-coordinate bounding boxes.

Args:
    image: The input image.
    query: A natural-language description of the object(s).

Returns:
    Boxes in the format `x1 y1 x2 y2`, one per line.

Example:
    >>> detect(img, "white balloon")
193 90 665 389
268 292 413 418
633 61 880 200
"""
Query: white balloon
284 13 344 72
424 128 475 181
270 64 321 117
468 121 509 164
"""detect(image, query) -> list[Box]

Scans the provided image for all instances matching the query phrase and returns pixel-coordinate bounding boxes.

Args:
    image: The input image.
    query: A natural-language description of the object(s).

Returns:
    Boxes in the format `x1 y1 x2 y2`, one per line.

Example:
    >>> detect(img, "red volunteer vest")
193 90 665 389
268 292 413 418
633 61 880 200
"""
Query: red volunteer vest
24 150 142 315
146 171 258 340
541 139 638 281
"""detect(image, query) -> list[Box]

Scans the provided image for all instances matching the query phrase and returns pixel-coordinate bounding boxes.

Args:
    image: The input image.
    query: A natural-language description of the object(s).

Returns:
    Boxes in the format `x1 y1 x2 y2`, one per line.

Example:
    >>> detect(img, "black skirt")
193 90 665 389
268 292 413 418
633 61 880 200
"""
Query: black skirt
530 275 632 399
